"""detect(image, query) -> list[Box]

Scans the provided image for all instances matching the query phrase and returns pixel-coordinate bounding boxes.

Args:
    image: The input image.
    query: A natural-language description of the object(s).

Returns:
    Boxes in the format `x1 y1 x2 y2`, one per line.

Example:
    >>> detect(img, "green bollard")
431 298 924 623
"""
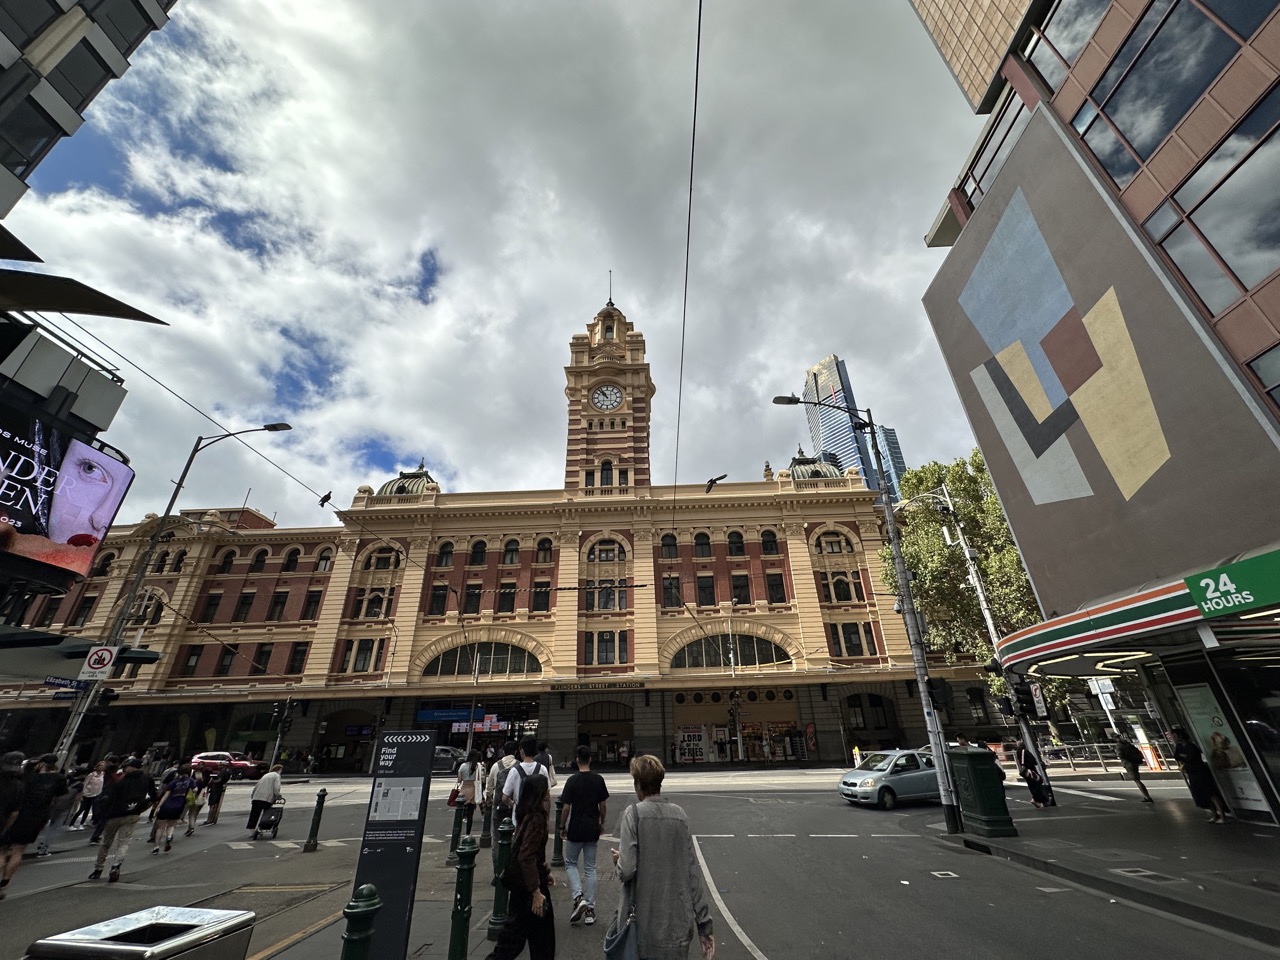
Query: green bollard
479 801 492 848
447 836 479 960
302 788 328 853
339 883 382 960
551 797 564 867
487 818 514 941
445 801 465 865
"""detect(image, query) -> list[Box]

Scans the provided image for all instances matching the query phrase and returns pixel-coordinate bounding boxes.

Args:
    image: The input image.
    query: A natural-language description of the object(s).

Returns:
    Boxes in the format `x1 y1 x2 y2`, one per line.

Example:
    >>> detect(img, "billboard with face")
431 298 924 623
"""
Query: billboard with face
923 107 1280 615
0 408 133 582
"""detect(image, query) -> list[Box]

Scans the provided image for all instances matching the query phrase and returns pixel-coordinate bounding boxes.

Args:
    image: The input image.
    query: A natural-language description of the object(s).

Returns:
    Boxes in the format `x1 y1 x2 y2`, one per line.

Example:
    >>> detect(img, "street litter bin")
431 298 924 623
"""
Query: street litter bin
947 747 1017 838
25 907 255 960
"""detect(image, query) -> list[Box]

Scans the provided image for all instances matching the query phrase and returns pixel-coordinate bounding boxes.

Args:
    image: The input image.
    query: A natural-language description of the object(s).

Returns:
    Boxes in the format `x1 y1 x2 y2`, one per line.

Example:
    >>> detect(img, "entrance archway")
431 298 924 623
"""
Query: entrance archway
577 701 634 767
316 708 378 773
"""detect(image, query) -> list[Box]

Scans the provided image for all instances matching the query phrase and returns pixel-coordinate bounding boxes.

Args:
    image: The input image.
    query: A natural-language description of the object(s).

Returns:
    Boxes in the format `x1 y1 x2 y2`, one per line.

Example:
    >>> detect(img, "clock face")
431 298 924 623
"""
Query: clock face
592 384 623 411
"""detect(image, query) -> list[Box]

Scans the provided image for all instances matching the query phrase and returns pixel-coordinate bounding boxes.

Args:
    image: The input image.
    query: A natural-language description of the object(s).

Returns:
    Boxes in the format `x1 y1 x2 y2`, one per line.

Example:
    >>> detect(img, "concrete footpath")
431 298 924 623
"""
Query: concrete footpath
938 780 1280 948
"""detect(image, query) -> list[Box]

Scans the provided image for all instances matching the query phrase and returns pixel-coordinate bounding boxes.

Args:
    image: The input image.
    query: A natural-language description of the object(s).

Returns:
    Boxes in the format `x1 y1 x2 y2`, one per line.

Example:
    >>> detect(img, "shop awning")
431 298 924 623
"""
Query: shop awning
0 269 165 324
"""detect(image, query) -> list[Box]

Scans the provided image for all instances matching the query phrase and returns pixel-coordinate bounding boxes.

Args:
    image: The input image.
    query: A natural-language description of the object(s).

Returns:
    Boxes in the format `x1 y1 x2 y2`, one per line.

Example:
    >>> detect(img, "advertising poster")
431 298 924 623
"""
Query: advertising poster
677 724 707 764
0 407 133 581
1175 683 1269 815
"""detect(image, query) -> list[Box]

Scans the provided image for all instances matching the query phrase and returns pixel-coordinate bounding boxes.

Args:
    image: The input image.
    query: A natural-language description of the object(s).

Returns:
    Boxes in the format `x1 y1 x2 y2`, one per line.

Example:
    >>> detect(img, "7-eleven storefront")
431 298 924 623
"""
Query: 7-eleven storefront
996 545 1280 825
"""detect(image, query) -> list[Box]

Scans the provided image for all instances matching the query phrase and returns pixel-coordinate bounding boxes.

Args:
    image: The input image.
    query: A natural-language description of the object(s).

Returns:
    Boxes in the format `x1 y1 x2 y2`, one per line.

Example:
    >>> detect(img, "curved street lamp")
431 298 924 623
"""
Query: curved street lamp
773 394 959 832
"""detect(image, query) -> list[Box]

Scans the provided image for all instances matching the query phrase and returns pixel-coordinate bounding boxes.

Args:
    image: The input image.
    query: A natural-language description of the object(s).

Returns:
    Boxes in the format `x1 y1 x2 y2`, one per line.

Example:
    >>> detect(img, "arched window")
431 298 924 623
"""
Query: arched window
502 540 521 565
436 542 454 567
171 551 186 573
394 483 409 494
423 642 542 678
818 531 854 554
316 549 334 573
727 532 745 556
600 460 614 486
660 534 678 559
536 538 554 564
694 533 712 558
282 549 300 572
833 577 854 603
365 593 384 618
670 634 792 669
149 597 164 625
469 540 487 566
92 552 115 577
589 539 624 563
761 530 779 555
218 551 236 574
604 322 614 339
365 547 399 570
153 551 169 574
609 419 616 430
249 549 268 573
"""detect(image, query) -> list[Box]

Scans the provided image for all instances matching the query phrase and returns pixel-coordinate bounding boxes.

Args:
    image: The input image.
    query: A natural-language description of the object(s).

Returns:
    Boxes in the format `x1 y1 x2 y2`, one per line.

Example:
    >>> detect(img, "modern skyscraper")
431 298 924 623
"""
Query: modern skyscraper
873 424 908 502
802 354 880 491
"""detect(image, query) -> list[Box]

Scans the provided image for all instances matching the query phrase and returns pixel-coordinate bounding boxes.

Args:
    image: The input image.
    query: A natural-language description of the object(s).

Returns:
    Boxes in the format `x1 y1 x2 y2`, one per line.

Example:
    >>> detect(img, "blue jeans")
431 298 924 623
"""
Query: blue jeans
563 840 598 907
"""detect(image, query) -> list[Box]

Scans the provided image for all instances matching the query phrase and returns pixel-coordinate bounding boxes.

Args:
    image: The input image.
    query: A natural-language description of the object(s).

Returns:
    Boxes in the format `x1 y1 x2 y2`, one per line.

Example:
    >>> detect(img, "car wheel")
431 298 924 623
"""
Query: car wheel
877 788 897 811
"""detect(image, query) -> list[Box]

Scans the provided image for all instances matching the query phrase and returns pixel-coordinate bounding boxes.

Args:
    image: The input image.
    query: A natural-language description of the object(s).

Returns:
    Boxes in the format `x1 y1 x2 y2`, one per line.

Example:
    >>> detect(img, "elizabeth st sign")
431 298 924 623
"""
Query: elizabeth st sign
1184 548 1280 618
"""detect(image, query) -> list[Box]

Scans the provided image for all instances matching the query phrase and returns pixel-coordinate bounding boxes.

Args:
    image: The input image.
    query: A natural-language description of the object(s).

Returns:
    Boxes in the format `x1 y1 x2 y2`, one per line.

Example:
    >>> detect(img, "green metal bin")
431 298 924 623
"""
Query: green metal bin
947 747 1017 838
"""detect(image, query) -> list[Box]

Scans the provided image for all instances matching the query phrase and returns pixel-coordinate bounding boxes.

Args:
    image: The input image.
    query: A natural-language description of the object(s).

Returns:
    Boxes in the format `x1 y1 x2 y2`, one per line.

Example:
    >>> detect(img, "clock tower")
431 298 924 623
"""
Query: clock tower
564 301 656 494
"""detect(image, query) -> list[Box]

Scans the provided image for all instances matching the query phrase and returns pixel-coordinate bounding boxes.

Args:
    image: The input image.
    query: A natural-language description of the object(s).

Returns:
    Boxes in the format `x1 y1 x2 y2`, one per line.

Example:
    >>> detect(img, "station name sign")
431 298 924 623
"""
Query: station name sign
550 680 645 692
1184 547 1280 618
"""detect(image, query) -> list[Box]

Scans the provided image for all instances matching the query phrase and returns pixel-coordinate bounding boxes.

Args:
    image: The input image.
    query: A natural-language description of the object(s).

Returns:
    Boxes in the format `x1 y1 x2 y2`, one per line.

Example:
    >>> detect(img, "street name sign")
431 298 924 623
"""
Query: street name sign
77 646 116 681
52 691 77 700
352 731 434 960
44 676 89 690
1184 548 1280 618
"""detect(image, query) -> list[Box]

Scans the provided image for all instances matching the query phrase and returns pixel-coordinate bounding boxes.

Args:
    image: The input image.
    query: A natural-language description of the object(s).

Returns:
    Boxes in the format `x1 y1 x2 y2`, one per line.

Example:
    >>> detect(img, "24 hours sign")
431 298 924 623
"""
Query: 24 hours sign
1184 548 1280 618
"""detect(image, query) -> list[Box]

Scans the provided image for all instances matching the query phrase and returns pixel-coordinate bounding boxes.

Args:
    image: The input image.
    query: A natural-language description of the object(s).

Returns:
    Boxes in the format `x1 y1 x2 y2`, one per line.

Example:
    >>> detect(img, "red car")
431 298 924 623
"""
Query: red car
191 751 268 780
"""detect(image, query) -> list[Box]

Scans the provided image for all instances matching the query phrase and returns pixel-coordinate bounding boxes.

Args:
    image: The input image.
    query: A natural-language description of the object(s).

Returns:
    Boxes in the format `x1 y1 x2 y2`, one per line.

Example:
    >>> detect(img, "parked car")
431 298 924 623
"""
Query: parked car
229 752 269 780
433 746 464 774
838 749 941 810
191 751 267 780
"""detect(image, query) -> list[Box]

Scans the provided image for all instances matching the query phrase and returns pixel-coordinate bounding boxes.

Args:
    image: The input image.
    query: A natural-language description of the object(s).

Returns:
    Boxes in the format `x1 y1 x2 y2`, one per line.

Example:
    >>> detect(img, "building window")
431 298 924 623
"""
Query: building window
0 97 61 177
660 534 678 559
36 597 62 628
589 539 624 562
956 88 1030 209
469 541 487 566
231 592 255 622
761 530 779 555
730 574 751 606
532 580 551 612
46 38 113 112
696 576 716 608
428 584 449 616
266 591 288 622
355 589 388 619
862 622 877 656
765 573 786 605
353 638 375 672
819 532 852 553
619 629 629 664
172 551 186 573
968 688 990 724
249 550 268 573
597 630 616 664
536 538 553 563
671 635 791 669
423 641 542 677
365 547 399 570
601 460 614 486
215 645 238 676
583 632 594 665
847 694 866 729
283 549 300 572
302 589 322 620
727 532 745 556
93 0 156 55
463 583 482 615
869 695 888 728
251 643 273 675
497 581 517 613
436 542 454 567
585 469 595 488
619 468 629 487
2 0 61 48
1250 344 1280 409
91 552 114 577
199 594 222 622
502 539 520 564
316 549 333 572
286 642 309 674
339 640 353 673
694 533 712 558
840 622 863 657
180 646 202 677
153 551 169 574
218 551 236 574
69 596 97 627
662 575 682 608
1021 0 1111 93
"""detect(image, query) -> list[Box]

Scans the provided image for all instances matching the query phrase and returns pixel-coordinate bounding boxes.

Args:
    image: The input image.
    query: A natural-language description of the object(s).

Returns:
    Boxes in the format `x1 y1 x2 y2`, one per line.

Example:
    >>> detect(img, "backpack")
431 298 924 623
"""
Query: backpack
1117 741 1143 765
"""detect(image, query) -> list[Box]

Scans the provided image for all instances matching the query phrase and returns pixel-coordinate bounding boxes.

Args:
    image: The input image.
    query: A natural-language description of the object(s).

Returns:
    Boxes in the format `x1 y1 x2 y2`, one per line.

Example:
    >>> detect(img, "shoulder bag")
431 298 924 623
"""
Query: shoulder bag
604 805 640 960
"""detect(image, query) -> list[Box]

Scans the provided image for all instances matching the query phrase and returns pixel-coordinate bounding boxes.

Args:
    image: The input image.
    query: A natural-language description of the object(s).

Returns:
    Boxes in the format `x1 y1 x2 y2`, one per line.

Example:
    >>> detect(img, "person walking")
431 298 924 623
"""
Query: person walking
486 741 519 873
152 766 198 854
34 767 78 858
0 753 67 895
456 750 482 836
90 757 157 882
502 737 550 826
184 769 208 835
1115 737 1153 803
246 764 284 835
203 766 231 825
1015 739 1049 809
0 752 25 900
1173 727 1231 823
72 761 106 829
559 745 608 927
612 755 714 960
484 773 555 960
88 756 122 844
535 741 557 787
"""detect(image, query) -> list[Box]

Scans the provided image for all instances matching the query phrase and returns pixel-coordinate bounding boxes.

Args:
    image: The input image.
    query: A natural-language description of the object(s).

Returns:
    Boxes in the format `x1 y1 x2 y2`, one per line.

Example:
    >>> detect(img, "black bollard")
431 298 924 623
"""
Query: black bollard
447 836 479 960
551 797 564 867
445 801 465 866
339 883 382 960
479 800 493 848
302 787 328 853
487 818 514 940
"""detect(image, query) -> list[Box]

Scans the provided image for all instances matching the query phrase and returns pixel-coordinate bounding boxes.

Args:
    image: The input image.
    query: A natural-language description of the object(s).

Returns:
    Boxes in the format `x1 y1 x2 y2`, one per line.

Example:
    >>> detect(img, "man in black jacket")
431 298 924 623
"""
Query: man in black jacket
90 757 157 882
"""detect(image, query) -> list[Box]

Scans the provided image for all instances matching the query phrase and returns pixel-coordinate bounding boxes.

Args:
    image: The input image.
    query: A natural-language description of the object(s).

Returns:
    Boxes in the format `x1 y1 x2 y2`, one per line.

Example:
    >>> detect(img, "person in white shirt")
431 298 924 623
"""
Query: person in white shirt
246 764 283 835
502 737 550 825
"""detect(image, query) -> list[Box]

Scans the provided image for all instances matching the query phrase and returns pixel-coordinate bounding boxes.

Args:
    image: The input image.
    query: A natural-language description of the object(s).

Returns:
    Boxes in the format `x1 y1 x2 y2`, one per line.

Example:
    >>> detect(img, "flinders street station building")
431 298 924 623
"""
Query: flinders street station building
0 304 978 769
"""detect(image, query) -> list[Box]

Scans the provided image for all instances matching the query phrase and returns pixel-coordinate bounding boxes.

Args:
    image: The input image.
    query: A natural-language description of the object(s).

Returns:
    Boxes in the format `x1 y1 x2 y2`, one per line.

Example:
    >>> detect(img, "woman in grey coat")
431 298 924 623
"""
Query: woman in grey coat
612 755 715 960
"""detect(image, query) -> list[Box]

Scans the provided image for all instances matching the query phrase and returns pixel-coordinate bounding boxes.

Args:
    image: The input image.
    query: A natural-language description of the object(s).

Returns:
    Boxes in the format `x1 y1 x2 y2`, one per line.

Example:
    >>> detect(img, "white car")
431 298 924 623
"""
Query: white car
838 749 941 810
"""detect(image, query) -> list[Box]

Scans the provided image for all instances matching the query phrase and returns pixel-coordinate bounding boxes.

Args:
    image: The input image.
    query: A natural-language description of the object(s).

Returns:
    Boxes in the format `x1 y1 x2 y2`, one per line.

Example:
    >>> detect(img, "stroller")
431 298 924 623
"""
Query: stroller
252 799 285 841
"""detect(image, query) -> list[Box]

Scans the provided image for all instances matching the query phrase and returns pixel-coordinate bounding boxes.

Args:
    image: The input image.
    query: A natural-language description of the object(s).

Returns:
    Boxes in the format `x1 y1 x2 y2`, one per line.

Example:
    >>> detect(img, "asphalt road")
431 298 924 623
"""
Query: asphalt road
0 772 1272 960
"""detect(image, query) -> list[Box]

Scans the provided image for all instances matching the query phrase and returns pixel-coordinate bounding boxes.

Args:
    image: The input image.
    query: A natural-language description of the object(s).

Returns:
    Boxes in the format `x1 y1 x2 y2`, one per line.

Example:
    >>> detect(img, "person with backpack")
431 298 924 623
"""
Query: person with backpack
486 741 519 874
0 753 67 895
486 773 555 960
90 756 157 882
152 766 198 854
1115 736 1154 803
502 737 551 826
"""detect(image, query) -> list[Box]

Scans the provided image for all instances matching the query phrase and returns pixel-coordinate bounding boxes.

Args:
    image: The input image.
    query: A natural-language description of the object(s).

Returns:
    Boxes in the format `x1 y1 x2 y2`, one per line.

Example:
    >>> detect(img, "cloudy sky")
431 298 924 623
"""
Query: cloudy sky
10 0 984 528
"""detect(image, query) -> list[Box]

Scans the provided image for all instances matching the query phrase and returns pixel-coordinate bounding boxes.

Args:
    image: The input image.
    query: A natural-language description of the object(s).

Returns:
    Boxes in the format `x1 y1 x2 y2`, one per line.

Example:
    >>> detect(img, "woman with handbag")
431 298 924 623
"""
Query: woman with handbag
151 766 198 855
183 770 208 836
456 750 482 835
485 772 555 960
610 755 714 960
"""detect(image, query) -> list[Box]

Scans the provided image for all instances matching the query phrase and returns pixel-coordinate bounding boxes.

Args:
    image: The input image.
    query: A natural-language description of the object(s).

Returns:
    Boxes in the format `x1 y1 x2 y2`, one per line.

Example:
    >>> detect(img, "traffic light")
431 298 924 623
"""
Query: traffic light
1012 681 1037 717
99 688 120 706
926 678 955 711
280 717 294 734
996 695 1015 718
270 701 283 727
983 658 1003 677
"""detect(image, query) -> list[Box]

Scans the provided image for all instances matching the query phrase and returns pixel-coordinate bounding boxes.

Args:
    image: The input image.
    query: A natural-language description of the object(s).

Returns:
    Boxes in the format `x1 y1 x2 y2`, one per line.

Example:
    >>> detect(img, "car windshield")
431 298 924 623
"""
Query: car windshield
856 753 896 772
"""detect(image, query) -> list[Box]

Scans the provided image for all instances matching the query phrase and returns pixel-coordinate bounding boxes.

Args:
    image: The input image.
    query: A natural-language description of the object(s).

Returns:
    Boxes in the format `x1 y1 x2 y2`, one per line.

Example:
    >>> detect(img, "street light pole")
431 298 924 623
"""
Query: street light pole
773 395 959 833
53 422 291 763
449 586 482 757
